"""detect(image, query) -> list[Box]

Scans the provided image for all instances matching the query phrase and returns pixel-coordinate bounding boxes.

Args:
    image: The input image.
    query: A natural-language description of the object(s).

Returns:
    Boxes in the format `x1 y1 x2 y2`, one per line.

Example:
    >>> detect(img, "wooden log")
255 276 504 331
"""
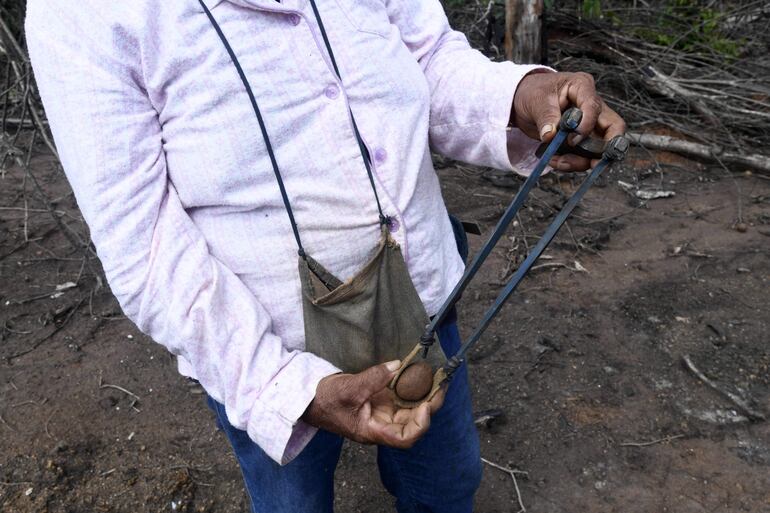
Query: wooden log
504 0 544 64
627 132 770 174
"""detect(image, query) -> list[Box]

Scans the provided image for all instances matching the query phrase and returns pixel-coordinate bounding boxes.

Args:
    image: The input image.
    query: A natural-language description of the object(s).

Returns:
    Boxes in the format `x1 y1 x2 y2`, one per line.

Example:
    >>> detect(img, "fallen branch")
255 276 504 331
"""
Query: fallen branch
641 65 720 127
682 354 766 421
627 132 770 174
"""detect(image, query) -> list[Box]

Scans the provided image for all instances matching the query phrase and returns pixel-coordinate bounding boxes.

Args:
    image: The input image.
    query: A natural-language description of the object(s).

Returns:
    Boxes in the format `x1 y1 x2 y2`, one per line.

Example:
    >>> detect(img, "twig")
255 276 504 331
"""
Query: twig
530 262 586 273
11 286 77 305
44 408 57 440
619 434 685 447
0 480 34 486
5 298 84 362
98 372 142 412
682 354 766 421
3 319 32 335
481 458 527 513
98 383 141 402
0 411 15 431
11 398 48 408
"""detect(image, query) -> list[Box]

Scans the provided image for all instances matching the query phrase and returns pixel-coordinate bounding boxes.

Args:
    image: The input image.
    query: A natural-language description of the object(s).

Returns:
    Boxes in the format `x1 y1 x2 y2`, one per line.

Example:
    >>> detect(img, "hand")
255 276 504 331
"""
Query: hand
302 360 446 448
512 70 627 171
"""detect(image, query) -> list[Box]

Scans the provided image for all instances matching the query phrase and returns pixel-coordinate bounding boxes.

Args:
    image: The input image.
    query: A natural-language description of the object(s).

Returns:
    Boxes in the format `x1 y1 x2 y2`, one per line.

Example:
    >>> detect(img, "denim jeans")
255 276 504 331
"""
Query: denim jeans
206 313 482 513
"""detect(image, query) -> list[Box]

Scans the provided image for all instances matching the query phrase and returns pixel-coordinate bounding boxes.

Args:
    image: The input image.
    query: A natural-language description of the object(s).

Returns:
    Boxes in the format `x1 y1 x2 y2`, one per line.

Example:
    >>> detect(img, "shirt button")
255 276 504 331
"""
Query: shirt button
374 148 388 163
289 14 301 25
388 217 400 233
324 85 339 99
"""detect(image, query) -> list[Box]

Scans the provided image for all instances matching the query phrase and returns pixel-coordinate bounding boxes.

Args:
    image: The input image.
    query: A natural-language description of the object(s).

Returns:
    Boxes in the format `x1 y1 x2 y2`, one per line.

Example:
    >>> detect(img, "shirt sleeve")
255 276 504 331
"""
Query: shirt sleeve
385 0 553 176
25 1 339 465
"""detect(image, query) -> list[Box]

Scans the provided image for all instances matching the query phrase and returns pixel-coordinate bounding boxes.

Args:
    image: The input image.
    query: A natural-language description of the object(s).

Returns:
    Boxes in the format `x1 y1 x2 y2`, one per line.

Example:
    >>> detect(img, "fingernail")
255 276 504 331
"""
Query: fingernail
571 134 585 145
385 360 401 372
539 124 554 140
557 160 571 171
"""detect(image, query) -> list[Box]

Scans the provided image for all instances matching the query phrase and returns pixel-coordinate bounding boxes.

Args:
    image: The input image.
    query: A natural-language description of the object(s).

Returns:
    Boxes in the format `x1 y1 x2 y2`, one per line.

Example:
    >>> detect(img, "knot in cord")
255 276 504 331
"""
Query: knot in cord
419 325 435 358
443 356 462 378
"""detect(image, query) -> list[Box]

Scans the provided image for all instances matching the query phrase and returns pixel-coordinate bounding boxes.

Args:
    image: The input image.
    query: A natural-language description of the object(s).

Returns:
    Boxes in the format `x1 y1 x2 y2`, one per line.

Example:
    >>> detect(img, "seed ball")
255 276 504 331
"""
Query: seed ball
394 361 433 402
735 222 748 233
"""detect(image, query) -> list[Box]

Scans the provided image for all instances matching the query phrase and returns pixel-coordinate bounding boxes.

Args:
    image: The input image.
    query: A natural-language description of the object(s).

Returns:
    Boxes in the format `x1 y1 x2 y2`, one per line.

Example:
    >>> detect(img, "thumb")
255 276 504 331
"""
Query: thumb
354 360 401 399
534 95 563 143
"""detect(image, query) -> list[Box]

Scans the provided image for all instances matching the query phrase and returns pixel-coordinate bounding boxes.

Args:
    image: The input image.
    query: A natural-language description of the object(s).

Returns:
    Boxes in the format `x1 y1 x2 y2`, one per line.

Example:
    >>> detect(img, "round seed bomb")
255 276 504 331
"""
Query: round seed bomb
394 361 433 402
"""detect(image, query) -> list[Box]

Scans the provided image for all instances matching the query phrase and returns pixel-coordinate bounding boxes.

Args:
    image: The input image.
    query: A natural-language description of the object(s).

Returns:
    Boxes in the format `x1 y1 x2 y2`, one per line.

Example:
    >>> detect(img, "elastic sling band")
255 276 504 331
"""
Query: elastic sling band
198 0 388 258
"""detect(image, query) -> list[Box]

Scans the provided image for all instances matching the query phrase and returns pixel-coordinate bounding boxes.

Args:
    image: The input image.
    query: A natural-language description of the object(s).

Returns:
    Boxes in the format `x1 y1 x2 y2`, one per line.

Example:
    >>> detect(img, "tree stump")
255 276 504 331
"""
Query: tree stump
504 0 544 64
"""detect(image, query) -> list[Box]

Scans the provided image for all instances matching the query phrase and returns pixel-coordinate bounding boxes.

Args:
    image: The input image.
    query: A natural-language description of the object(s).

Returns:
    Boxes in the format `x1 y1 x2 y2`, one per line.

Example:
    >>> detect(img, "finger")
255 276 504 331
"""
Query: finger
533 88 564 143
536 97 563 142
393 406 418 425
595 106 627 141
399 402 432 442
563 72 602 138
550 155 591 172
375 403 432 449
351 360 401 401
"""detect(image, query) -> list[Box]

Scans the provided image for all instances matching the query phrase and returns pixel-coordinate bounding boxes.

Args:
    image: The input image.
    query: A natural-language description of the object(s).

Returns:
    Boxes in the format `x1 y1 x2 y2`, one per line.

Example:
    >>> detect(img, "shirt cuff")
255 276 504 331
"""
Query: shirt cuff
246 351 341 465
485 63 555 176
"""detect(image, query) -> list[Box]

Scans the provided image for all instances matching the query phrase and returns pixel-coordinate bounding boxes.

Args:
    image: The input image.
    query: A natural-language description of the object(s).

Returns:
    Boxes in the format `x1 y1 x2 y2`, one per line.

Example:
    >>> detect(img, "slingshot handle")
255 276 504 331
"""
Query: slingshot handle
534 107 620 160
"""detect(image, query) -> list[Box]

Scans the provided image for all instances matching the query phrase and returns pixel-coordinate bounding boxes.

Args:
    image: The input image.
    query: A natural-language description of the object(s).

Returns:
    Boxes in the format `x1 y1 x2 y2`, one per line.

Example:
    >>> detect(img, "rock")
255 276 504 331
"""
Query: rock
395 362 433 402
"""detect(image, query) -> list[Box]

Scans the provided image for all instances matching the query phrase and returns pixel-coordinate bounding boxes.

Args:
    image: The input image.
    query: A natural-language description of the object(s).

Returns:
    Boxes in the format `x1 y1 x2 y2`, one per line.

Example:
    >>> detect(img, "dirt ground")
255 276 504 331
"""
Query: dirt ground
1 145 768 512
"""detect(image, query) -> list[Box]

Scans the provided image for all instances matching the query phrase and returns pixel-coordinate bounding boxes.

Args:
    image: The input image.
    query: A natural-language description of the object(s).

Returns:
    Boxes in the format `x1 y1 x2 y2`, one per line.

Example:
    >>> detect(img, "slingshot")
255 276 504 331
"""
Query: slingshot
390 108 630 406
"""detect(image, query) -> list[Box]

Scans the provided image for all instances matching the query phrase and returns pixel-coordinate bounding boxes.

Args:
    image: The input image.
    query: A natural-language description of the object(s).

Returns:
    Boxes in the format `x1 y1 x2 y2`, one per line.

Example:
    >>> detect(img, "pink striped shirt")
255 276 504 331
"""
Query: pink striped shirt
27 0 545 464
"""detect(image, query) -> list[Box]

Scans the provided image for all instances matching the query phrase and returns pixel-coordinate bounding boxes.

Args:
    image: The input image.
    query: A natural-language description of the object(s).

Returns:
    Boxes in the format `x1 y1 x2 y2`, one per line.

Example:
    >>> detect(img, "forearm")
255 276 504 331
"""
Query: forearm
385 0 551 172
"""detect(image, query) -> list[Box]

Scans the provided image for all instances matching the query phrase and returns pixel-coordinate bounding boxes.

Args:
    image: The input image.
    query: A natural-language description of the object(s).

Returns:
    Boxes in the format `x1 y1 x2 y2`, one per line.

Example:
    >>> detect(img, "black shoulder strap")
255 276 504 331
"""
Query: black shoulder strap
198 0 389 259
307 0 387 225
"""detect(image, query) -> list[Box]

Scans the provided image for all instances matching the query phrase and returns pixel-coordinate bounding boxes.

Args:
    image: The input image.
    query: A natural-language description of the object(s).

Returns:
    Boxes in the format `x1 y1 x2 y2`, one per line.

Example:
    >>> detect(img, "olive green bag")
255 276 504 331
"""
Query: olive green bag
299 226 446 373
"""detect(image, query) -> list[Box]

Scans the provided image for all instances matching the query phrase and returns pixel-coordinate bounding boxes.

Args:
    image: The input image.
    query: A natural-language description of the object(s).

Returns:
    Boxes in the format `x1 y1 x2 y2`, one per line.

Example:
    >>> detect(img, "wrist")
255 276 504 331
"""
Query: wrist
510 68 555 129
300 373 341 427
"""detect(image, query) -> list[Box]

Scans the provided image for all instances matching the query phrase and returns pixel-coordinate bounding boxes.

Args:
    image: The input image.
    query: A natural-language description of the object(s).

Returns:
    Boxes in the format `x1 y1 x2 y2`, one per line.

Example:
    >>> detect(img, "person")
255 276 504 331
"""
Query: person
26 0 625 512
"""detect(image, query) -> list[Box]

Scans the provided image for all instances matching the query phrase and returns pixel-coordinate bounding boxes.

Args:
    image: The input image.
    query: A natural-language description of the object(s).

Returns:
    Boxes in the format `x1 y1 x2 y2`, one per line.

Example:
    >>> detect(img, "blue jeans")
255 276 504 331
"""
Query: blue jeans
206 314 482 513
